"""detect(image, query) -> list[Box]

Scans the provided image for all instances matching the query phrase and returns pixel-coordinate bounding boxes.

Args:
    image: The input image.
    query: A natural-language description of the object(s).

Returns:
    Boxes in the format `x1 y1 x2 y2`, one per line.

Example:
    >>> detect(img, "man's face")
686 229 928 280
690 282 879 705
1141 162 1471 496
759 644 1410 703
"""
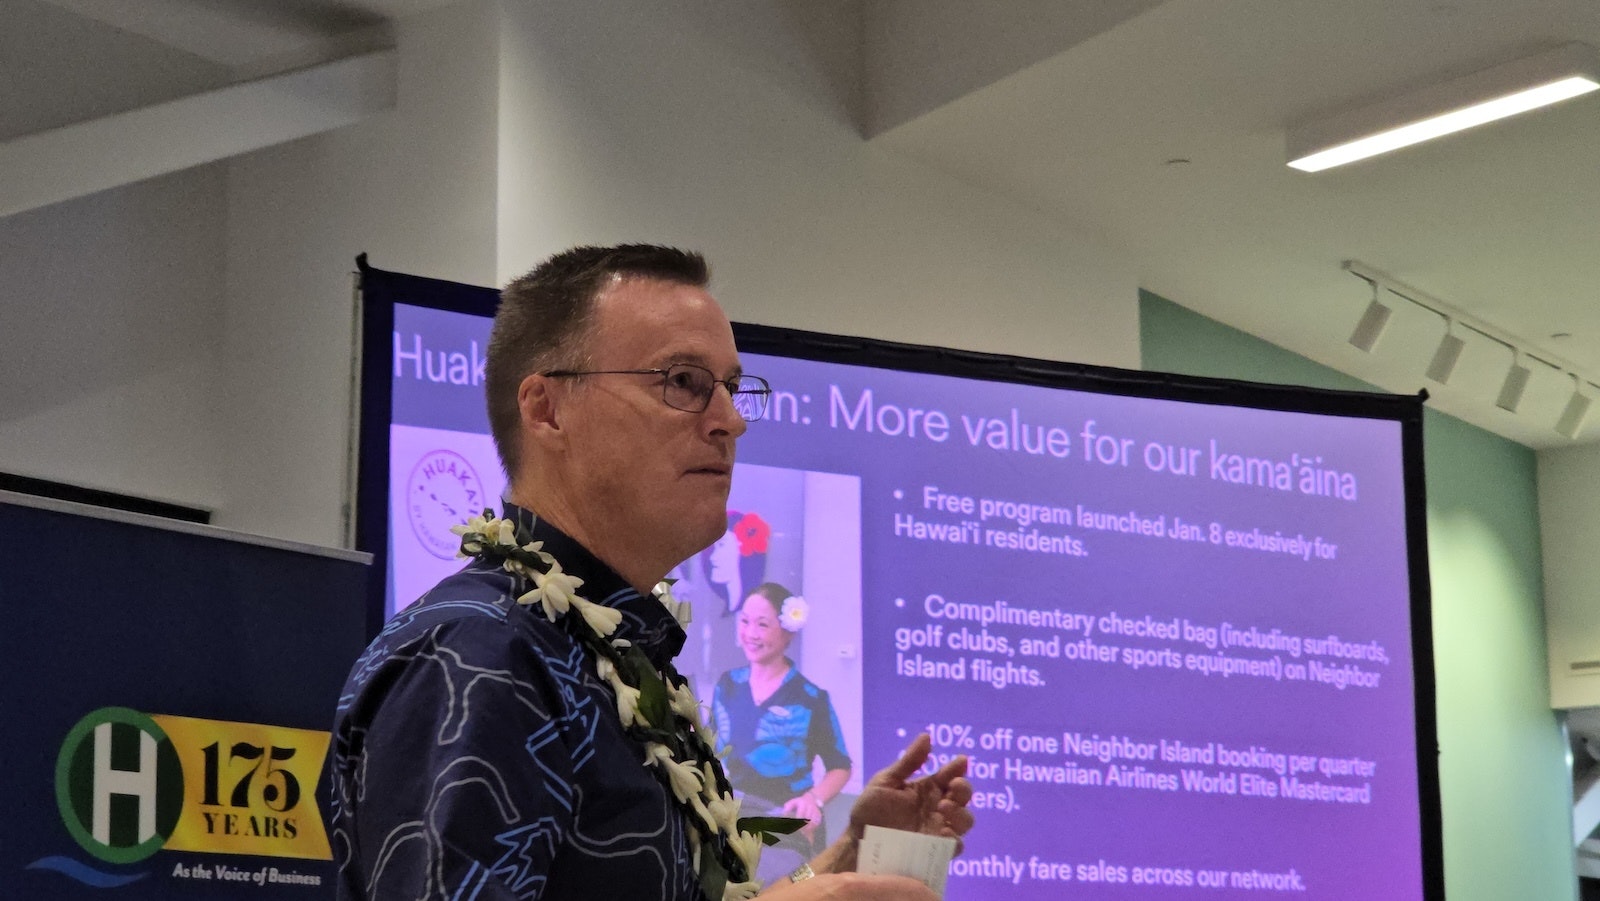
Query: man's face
550 276 747 573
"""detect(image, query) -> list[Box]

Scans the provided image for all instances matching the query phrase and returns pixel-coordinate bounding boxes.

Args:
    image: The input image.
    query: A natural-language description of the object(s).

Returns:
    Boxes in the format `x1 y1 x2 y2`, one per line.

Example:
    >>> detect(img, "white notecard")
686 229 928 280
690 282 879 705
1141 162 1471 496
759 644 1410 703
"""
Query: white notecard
858 826 957 897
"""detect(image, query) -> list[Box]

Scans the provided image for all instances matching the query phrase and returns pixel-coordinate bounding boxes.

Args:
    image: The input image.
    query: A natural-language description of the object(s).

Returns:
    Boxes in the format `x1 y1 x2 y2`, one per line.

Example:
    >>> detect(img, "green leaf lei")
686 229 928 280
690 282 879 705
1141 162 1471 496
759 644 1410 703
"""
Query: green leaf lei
451 512 804 901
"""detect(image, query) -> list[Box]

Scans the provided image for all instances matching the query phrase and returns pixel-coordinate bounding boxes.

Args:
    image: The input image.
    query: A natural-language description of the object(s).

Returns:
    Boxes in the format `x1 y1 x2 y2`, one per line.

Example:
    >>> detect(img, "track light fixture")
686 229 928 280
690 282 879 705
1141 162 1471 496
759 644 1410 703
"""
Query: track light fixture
1557 376 1594 440
1496 350 1532 413
1425 321 1466 385
1343 261 1598 439
1348 280 1392 352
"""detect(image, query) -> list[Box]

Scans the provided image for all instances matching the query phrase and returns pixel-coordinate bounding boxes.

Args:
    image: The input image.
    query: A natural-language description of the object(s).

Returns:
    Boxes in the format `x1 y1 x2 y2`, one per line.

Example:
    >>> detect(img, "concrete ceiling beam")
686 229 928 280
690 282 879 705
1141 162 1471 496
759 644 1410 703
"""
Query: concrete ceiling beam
0 49 397 218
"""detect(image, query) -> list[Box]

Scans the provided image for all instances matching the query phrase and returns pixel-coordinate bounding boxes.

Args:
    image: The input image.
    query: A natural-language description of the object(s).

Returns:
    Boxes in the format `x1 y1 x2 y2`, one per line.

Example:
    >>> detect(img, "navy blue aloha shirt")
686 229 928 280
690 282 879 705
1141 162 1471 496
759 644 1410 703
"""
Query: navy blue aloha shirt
330 505 704 901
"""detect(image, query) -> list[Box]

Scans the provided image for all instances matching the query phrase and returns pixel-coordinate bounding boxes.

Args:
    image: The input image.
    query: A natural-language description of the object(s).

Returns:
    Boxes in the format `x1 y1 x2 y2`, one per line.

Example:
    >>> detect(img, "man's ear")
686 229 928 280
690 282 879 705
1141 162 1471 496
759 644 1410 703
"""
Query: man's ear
518 372 562 441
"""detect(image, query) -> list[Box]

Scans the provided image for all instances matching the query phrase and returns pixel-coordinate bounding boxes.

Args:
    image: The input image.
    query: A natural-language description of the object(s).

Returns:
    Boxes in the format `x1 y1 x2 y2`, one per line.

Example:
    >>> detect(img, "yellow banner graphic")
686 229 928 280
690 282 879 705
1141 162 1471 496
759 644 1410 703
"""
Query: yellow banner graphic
151 715 333 861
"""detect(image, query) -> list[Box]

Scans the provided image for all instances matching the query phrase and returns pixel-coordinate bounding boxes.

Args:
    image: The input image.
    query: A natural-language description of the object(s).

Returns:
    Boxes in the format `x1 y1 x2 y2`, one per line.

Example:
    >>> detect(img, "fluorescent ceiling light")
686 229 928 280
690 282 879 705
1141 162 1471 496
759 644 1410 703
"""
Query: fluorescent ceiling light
1289 43 1600 172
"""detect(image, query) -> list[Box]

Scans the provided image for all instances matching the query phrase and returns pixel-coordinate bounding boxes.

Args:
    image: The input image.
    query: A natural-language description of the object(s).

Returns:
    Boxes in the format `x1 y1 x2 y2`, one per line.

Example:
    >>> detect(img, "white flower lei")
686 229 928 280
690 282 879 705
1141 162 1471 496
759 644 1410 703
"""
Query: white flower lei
451 512 800 901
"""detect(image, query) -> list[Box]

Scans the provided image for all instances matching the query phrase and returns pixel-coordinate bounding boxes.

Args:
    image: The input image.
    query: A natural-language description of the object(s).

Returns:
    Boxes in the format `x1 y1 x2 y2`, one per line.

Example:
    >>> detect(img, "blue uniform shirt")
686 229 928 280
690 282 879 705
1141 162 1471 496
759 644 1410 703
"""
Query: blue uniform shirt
711 666 851 806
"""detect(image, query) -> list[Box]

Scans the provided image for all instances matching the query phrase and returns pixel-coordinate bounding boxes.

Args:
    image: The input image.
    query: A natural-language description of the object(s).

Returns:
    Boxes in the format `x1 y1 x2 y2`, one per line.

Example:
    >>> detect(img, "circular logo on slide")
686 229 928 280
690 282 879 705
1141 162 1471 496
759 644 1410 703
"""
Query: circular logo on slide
408 450 485 559
55 707 184 863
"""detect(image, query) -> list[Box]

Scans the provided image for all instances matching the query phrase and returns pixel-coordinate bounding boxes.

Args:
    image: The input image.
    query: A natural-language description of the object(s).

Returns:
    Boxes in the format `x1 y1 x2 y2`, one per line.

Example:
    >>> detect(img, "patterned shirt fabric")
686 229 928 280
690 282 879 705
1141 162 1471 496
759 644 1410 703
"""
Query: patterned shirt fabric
330 506 703 901
710 665 851 811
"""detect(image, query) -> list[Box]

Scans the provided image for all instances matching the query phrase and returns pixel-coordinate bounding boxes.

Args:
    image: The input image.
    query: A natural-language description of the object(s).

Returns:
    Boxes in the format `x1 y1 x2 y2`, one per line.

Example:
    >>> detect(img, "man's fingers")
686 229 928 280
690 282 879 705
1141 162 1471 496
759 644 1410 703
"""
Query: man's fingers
873 733 933 785
940 799 975 836
944 776 973 806
938 800 974 858
841 874 939 901
928 753 968 789
775 872 938 901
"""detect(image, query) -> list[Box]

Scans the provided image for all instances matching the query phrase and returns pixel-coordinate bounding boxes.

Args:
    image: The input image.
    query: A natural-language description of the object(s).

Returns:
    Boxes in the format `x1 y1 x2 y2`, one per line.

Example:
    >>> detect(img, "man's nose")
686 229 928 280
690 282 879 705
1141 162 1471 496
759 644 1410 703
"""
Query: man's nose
704 384 748 438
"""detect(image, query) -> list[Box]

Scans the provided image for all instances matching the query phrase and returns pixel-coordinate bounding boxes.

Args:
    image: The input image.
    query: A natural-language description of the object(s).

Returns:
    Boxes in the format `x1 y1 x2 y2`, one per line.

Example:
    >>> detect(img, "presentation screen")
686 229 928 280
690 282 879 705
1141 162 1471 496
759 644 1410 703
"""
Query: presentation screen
357 264 1439 901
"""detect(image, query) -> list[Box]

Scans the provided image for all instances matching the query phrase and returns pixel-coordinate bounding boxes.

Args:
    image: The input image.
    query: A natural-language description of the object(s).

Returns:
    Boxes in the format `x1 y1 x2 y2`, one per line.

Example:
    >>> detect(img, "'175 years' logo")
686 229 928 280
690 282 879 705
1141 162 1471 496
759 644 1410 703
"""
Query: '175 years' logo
53 707 332 864
55 708 185 864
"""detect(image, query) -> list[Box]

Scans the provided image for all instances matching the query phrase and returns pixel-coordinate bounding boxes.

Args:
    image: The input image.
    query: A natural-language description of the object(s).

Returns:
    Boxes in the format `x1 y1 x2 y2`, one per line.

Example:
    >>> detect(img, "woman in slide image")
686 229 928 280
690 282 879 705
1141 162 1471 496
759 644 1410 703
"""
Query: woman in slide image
705 510 770 615
711 582 852 884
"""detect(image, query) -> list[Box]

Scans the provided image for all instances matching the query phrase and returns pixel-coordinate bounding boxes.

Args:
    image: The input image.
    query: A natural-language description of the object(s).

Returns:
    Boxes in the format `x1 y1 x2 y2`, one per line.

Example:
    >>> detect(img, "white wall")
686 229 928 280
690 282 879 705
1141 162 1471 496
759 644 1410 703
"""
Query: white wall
0 5 233 515
1538 443 1600 708
0 167 228 509
0 2 497 544
0 6 232 512
496 0 1138 370
2 0 1133 548
216 0 499 546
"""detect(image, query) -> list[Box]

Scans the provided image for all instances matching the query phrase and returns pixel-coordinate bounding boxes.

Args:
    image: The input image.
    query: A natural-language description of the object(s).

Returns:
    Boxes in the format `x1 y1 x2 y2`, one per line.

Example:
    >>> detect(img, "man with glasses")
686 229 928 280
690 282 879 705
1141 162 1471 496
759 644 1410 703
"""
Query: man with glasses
332 245 972 901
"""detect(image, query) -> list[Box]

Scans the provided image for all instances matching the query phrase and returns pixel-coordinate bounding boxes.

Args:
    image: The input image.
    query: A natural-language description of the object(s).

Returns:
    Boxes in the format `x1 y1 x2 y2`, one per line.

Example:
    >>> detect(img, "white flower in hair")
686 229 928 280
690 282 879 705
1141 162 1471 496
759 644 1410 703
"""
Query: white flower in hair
779 595 808 632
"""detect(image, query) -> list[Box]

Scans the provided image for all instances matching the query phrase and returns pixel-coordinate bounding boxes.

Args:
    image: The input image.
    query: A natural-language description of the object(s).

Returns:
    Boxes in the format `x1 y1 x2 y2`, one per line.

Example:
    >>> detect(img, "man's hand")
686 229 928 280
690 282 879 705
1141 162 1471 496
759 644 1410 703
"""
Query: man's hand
799 734 975 882
761 872 938 901
848 733 974 852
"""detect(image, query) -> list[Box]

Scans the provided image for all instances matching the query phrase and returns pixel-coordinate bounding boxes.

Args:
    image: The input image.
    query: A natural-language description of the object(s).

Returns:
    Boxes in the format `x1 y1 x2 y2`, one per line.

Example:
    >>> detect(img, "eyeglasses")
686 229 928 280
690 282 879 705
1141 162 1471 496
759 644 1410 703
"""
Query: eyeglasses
543 363 772 422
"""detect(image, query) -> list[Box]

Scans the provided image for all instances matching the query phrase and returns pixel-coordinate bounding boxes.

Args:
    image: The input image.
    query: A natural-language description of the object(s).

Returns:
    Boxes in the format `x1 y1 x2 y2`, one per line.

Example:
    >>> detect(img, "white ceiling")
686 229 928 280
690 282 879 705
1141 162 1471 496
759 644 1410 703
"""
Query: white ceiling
9 0 1600 447
868 0 1600 449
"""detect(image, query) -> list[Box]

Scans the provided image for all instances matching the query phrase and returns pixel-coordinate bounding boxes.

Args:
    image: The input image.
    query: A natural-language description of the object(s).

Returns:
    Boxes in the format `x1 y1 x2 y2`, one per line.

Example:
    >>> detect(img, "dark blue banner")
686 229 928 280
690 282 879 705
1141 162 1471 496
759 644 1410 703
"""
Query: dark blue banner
4 494 369 899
